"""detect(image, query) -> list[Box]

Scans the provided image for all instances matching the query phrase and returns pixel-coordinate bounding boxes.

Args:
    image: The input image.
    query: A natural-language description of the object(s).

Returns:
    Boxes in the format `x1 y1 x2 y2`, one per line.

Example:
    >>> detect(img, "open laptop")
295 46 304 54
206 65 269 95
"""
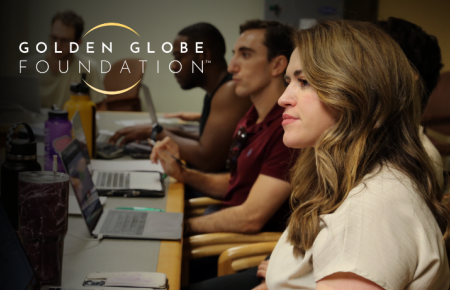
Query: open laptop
0 204 167 290
60 139 183 240
65 135 164 197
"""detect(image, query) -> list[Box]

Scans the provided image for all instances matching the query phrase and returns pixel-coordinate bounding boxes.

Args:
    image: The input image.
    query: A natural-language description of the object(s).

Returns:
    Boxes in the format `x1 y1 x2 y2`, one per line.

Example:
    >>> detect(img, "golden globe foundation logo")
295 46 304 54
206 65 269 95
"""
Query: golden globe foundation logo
18 22 207 95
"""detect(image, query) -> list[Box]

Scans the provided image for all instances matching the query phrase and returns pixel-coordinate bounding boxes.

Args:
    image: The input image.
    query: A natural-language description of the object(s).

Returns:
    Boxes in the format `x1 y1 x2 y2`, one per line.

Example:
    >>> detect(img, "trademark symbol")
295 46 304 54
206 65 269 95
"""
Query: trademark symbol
206 60 211 63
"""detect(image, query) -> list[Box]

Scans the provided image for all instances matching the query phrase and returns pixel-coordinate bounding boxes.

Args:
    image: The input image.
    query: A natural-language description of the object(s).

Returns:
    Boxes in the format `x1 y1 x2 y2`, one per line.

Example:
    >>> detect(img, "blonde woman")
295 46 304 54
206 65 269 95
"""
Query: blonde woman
266 21 450 290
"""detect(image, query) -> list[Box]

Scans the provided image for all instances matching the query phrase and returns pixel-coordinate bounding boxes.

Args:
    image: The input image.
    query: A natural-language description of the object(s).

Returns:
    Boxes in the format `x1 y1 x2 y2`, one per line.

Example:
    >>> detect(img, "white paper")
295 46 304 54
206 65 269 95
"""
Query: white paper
114 117 181 127
115 119 151 127
69 195 107 215
91 159 164 173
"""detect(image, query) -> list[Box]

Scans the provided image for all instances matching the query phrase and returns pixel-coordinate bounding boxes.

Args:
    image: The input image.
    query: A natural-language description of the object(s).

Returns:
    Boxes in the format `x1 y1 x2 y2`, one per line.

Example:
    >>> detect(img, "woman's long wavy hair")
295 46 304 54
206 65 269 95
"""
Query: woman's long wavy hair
287 20 450 257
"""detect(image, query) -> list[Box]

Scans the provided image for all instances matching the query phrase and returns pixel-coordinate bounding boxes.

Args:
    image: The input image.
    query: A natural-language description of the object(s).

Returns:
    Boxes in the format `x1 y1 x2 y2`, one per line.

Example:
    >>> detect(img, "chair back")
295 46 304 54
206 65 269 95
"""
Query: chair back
103 59 144 111
217 241 277 277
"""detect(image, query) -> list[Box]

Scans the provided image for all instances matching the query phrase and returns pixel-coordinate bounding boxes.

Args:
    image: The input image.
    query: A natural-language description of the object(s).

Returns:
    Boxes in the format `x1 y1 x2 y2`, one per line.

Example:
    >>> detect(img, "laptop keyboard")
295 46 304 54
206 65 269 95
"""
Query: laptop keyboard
100 211 147 236
49 288 95 290
96 172 130 189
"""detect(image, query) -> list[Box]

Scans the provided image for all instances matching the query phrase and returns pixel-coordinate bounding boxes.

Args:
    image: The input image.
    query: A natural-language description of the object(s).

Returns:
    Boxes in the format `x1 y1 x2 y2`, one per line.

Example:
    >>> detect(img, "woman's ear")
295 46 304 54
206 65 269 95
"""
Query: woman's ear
271 55 288 77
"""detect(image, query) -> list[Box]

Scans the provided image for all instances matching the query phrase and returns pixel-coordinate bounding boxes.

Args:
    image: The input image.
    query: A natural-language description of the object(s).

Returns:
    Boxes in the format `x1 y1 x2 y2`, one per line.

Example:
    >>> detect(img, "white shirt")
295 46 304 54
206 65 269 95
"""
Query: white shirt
22 54 105 109
266 165 449 290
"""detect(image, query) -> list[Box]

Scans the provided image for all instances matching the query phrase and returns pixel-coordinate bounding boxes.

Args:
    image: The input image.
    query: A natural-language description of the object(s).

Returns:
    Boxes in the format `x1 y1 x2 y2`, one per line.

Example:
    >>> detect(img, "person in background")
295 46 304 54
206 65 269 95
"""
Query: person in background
267 20 450 290
109 23 252 173
151 19 294 237
22 10 105 109
183 16 449 290
151 19 295 284
377 17 444 187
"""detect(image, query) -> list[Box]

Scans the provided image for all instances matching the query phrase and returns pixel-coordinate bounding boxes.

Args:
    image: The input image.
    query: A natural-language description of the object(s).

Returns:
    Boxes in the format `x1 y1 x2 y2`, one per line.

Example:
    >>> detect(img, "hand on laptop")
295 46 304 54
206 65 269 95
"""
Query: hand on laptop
150 137 184 181
108 125 152 145
163 112 201 122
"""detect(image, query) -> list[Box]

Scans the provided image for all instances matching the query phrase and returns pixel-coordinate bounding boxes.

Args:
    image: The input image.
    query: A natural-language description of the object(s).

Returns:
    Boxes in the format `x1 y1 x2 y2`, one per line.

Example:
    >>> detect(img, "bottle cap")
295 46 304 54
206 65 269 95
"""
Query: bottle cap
5 123 37 158
70 73 90 95
48 109 69 118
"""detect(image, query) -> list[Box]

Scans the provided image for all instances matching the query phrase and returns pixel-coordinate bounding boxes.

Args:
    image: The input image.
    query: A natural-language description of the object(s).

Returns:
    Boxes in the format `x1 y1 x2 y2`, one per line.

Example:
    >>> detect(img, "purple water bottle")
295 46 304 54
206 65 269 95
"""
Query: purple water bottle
44 109 72 172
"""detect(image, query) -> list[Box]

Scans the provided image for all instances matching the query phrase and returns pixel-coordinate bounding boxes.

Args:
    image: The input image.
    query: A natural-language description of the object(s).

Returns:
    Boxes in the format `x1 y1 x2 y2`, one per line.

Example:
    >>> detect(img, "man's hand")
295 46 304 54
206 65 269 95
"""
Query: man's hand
150 137 184 181
256 260 269 279
108 125 152 145
163 112 201 122
251 260 270 290
251 281 268 290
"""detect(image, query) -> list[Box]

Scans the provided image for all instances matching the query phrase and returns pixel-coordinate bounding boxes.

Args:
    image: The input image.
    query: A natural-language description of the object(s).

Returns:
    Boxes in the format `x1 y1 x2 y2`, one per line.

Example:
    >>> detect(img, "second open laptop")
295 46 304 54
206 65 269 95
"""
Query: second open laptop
60 139 183 240
71 116 164 197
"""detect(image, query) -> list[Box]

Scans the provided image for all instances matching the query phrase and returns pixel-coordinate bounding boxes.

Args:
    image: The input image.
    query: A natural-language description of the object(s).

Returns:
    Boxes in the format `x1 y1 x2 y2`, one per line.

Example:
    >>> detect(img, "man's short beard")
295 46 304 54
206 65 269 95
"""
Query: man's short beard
180 81 197 90
180 72 202 90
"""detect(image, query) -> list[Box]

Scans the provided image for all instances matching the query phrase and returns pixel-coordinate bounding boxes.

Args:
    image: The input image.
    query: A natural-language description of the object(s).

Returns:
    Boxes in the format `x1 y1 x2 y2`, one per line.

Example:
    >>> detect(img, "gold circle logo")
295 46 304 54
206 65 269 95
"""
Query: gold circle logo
83 23 141 95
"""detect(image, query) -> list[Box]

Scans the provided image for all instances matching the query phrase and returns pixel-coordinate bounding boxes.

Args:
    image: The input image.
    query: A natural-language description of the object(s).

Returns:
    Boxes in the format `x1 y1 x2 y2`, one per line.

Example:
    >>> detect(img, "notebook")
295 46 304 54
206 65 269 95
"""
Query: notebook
60 139 183 240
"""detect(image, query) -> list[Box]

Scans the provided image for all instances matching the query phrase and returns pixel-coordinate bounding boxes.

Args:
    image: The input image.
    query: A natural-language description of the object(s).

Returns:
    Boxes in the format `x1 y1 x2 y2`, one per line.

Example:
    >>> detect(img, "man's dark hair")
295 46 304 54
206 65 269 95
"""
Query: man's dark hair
52 11 84 41
178 23 226 59
240 19 295 62
376 17 443 111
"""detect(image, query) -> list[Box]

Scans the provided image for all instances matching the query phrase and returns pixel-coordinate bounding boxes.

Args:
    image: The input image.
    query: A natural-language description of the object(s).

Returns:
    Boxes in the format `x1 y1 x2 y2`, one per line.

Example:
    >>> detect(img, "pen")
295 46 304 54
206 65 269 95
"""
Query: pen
116 207 165 212
147 138 186 167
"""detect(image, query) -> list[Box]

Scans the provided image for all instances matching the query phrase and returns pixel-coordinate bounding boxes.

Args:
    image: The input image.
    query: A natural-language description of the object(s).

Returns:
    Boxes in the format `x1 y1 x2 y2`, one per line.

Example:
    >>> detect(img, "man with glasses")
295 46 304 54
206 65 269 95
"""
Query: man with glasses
22 11 104 108
151 20 294 237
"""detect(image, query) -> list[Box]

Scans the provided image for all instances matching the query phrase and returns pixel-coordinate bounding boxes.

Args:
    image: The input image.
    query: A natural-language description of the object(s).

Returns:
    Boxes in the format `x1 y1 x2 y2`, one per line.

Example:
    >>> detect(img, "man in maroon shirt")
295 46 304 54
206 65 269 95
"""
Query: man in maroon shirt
151 20 294 235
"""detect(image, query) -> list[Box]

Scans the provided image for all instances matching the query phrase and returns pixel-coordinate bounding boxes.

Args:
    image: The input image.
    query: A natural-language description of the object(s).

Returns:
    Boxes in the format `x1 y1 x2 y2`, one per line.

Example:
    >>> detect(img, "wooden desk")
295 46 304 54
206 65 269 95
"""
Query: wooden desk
98 111 185 290
157 182 184 290
99 111 185 290
61 180 184 290
0 111 185 289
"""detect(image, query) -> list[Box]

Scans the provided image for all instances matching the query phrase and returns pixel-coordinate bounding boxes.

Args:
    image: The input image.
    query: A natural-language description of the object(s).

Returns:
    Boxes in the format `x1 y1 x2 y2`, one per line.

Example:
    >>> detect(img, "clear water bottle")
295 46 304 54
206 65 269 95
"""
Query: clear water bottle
44 109 72 172
0 123 42 230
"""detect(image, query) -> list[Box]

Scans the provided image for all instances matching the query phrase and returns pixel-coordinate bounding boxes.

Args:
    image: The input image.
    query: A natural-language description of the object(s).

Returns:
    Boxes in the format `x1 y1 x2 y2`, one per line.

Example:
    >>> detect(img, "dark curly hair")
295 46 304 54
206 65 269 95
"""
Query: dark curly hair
239 19 294 63
376 17 443 112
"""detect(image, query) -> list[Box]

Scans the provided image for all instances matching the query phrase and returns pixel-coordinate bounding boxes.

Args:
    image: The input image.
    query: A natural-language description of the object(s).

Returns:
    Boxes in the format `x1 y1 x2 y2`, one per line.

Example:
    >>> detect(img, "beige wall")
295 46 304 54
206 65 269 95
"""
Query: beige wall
21 0 264 113
378 0 450 72
9 0 448 114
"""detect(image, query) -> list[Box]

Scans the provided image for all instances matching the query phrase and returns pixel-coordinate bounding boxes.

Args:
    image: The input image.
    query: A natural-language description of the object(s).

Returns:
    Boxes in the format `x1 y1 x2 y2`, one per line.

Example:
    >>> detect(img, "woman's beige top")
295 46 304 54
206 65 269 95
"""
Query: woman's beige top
266 166 449 290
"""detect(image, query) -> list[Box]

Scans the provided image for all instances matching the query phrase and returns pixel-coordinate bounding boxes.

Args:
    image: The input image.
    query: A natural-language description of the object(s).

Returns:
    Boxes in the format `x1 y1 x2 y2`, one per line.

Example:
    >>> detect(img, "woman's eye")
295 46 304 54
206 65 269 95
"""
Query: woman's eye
299 78 309 87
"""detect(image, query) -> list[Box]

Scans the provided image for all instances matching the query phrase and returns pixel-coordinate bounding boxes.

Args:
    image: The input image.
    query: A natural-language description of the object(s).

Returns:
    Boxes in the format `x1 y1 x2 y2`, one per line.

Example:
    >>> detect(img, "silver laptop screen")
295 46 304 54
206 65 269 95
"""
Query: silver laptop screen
60 140 102 233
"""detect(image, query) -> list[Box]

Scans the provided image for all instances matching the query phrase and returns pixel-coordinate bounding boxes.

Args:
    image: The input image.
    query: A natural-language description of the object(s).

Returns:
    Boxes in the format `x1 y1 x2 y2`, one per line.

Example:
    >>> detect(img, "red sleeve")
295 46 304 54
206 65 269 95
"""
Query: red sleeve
260 127 295 181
